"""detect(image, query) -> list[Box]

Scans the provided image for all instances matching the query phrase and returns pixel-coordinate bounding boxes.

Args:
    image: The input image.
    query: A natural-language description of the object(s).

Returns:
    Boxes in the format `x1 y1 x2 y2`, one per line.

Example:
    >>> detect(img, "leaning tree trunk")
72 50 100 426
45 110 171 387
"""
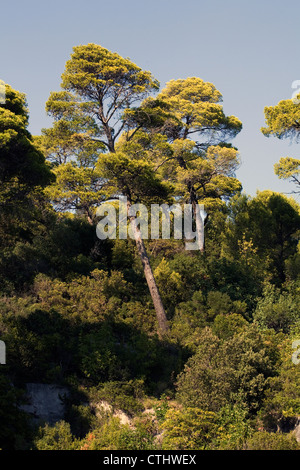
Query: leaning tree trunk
127 199 169 337
103 125 168 337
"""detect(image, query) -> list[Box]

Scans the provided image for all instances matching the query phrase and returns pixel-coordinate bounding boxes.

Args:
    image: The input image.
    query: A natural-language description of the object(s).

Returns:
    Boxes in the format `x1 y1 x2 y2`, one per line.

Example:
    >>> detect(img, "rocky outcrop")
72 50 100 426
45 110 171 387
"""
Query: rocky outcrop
92 400 132 426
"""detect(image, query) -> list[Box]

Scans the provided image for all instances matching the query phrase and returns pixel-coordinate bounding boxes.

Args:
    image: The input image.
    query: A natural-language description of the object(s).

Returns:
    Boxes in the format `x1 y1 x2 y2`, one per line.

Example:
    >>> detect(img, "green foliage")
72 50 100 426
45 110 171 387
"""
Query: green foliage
77 415 158 450
154 258 185 314
258 334 300 430
174 143 242 209
223 191 300 284
157 77 242 142
39 43 160 223
0 85 55 279
0 85 53 188
245 430 300 450
254 282 300 333
97 151 171 204
37 119 105 166
2 308 76 382
153 394 170 424
262 96 300 192
215 403 252 450
161 400 252 450
78 329 121 383
65 403 97 439
274 156 300 193
34 421 78 450
44 162 106 220
176 325 277 413
88 379 145 416
45 43 159 155
161 406 219 450
262 97 300 141
1 49 300 452
212 313 248 341
170 288 248 351
0 372 31 449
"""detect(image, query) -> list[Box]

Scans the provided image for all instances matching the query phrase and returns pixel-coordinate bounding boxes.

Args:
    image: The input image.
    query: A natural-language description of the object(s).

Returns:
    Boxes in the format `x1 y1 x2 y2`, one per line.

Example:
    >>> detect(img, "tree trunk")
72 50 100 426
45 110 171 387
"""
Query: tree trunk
106 131 169 336
127 199 169 337
86 207 94 226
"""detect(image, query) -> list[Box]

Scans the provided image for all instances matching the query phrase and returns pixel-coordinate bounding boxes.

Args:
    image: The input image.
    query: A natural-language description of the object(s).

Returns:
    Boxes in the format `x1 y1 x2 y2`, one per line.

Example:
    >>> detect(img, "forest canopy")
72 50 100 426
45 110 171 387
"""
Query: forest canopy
0 44 299 451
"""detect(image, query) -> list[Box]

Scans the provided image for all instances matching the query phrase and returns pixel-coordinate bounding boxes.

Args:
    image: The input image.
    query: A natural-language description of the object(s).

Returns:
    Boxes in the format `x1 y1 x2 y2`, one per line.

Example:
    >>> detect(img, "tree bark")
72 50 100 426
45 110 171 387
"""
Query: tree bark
86 207 94 226
104 126 169 336
127 199 169 337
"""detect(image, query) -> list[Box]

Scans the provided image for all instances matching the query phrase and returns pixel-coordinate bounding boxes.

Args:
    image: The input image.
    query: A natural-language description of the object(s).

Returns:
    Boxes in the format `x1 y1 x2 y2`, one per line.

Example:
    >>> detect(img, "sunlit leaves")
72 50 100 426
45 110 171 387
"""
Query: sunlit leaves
0 85 54 190
262 97 300 192
274 156 300 192
97 151 172 204
156 77 242 143
44 162 106 218
262 99 300 141
53 43 160 151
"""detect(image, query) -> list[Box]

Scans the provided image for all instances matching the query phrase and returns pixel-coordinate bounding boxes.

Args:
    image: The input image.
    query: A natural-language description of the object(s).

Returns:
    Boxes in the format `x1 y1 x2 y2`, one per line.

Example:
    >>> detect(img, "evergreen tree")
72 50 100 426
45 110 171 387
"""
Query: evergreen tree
39 43 169 335
262 96 300 193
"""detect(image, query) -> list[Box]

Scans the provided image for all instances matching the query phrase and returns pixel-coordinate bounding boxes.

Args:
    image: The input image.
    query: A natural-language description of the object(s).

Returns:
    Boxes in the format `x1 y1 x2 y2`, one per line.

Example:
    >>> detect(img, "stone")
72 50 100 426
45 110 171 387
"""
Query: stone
20 383 69 425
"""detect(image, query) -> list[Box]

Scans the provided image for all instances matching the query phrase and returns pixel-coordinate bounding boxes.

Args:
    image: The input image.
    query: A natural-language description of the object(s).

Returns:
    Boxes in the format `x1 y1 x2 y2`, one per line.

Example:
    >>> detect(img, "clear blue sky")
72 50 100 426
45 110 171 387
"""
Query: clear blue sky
1 0 300 198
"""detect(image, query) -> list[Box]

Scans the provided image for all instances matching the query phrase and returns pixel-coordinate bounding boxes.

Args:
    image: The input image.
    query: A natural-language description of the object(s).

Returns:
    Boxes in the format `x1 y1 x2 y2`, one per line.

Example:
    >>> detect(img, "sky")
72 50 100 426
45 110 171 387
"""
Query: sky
1 0 300 199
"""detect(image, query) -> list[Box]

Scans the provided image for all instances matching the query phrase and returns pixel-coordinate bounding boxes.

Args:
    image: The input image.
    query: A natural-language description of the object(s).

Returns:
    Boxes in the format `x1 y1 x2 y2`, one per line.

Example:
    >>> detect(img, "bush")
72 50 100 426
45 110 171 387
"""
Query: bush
245 430 300 450
175 325 276 413
34 421 78 450
88 380 145 415
78 415 158 450
161 406 218 450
